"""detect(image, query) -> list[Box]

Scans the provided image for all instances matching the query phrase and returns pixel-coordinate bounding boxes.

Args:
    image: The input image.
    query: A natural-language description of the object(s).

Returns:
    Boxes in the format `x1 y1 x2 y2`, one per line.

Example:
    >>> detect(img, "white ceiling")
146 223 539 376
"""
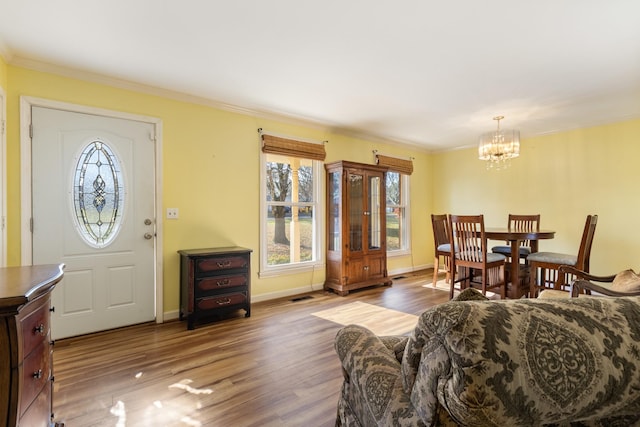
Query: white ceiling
1 0 639 151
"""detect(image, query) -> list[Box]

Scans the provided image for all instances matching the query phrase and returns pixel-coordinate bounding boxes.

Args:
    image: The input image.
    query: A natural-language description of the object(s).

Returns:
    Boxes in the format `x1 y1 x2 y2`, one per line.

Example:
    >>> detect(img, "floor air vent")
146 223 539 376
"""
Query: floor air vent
291 295 314 302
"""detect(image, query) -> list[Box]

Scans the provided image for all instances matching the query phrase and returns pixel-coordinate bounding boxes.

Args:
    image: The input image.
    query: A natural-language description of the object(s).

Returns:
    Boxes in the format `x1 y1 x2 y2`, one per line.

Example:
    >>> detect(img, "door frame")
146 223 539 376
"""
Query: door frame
20 96 164 323
0 87 5 267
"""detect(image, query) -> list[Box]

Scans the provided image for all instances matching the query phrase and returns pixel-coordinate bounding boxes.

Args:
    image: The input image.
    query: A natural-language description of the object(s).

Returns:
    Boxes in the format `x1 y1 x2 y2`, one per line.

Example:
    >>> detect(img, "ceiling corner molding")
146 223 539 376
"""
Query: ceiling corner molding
0 42 13 63
8 55 336 130
329 126 434 153
8 55 435 153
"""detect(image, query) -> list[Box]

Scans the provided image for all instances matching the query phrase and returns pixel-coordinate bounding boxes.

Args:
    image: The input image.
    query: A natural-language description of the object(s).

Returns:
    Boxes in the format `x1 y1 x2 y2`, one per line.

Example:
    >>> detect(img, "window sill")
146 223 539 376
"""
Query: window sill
388 249 411 258
259 261 325 278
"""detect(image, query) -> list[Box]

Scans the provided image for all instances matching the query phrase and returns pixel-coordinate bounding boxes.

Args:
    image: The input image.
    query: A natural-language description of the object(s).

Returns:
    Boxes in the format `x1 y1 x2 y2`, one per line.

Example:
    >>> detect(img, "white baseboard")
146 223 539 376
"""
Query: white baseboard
388 263 431 277
251 281 325 303
163 310 180 321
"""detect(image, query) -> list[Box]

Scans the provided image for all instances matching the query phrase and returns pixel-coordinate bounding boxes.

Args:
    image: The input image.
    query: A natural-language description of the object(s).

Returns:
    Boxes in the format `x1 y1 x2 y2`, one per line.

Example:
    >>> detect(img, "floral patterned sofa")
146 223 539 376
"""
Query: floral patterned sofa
334 289 640 426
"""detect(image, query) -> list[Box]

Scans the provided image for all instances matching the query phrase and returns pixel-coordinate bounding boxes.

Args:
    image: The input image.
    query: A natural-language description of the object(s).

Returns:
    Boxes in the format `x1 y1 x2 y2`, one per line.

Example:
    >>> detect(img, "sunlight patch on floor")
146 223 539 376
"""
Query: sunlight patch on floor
169 379 214 395
108 377 214 426
110 400 126 427
312 301 418 335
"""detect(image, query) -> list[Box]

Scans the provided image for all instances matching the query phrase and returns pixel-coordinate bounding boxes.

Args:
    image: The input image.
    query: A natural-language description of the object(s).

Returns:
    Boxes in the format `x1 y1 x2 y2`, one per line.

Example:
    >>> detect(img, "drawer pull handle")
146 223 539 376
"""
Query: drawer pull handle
216 260 232 268
33 324 45 335
216 279 231 286
33 369 43 379
216 298 232 306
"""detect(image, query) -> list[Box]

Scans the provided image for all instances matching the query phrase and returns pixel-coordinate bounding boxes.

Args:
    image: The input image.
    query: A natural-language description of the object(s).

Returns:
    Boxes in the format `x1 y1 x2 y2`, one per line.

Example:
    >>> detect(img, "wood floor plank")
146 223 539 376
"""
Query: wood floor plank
52 269 448 426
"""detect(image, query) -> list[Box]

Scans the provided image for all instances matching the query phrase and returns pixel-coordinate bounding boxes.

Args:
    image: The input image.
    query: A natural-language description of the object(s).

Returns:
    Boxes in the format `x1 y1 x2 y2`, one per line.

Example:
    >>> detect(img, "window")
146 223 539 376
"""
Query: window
386 171 410 254
374 153 412 255
260 133 324 276
72 139 125 248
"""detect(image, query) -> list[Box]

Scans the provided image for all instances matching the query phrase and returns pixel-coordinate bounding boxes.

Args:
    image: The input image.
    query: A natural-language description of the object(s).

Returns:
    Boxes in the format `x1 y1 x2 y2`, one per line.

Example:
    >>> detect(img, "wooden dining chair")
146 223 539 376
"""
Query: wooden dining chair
448 214 507 299
491 214 541 261
528 214 598 298
491 214 540 287
431 214 452 286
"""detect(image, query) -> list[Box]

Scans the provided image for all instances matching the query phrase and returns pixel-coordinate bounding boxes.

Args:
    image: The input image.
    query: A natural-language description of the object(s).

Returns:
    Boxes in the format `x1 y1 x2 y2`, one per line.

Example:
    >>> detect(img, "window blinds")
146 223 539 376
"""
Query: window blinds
261 134 326 161
375 154 413 175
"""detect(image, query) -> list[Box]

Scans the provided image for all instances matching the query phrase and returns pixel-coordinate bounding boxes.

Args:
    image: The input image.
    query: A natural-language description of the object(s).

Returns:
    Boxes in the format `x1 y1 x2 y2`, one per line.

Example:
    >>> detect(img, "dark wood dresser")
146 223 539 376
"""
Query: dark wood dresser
0 264 65 427
178 247 252 330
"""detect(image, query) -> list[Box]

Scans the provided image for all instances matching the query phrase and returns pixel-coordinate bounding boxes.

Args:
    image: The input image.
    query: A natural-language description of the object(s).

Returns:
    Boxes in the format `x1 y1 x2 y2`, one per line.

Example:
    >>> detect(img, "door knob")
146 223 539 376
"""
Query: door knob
144 233 154 240
144 218 153 225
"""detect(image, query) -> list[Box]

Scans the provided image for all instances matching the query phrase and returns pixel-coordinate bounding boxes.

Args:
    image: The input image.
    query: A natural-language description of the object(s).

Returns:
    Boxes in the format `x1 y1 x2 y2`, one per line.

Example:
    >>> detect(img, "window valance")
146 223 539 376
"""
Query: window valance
375 154 413 175
261 133 326 161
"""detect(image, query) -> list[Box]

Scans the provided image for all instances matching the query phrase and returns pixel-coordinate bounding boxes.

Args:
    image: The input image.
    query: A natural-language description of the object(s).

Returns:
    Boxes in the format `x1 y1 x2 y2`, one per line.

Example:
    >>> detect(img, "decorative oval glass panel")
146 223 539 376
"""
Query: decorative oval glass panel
72 139 124 248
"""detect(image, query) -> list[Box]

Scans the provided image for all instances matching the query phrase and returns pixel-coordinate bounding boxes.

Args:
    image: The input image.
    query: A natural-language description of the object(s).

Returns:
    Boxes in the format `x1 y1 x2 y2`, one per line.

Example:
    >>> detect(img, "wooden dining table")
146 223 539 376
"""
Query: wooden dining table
485 228 555 298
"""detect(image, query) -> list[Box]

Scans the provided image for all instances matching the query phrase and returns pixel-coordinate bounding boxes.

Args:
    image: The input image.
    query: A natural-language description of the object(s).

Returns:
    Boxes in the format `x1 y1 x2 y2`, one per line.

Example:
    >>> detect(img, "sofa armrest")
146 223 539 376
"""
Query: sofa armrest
335 325 420 426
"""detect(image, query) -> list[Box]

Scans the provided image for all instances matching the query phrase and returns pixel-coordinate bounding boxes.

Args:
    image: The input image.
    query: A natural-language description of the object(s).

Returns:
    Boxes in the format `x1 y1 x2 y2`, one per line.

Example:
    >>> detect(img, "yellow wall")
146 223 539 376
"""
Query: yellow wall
5 63 637 316
432 118 640 274
4 65 432 315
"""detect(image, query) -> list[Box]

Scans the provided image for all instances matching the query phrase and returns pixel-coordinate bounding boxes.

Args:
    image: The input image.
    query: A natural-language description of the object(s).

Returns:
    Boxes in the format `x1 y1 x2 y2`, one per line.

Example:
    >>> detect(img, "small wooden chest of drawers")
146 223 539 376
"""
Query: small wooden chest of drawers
0 264 65 427
178 247 252 330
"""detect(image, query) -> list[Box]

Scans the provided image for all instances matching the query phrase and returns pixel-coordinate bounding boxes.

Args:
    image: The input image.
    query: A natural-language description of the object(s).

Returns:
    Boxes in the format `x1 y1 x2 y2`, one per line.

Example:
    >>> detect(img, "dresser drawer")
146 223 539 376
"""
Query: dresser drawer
196 255 248 273
18 381 51 427
18 295 50 360
195 274 247 293
20 340 51 416
196 292 248 311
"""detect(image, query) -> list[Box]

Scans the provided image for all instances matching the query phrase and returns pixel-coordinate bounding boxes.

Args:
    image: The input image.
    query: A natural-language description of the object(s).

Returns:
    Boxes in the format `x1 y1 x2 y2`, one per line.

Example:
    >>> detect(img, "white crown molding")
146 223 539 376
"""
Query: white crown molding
9 55 434 153
0 43 12 63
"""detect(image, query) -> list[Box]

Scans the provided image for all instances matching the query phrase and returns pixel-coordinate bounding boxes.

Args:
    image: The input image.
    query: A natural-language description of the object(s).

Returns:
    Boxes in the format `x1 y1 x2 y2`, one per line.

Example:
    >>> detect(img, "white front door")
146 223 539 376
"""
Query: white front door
31 106 156 339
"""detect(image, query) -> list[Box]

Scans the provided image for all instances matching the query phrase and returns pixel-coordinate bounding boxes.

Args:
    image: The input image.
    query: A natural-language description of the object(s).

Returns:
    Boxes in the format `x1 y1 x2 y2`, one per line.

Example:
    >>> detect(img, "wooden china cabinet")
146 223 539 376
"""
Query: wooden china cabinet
324 161 392 295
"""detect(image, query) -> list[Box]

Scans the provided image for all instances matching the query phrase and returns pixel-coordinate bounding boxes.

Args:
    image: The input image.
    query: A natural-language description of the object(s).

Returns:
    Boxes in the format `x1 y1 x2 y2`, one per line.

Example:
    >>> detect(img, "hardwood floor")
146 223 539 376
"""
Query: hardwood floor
52 269 448 426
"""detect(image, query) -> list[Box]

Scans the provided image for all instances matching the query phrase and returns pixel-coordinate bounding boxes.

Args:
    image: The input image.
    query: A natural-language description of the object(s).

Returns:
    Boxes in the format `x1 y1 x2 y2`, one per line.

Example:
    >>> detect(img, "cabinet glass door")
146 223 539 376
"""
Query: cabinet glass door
328 171 341 252
368 175 382 250
348 172 364 252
